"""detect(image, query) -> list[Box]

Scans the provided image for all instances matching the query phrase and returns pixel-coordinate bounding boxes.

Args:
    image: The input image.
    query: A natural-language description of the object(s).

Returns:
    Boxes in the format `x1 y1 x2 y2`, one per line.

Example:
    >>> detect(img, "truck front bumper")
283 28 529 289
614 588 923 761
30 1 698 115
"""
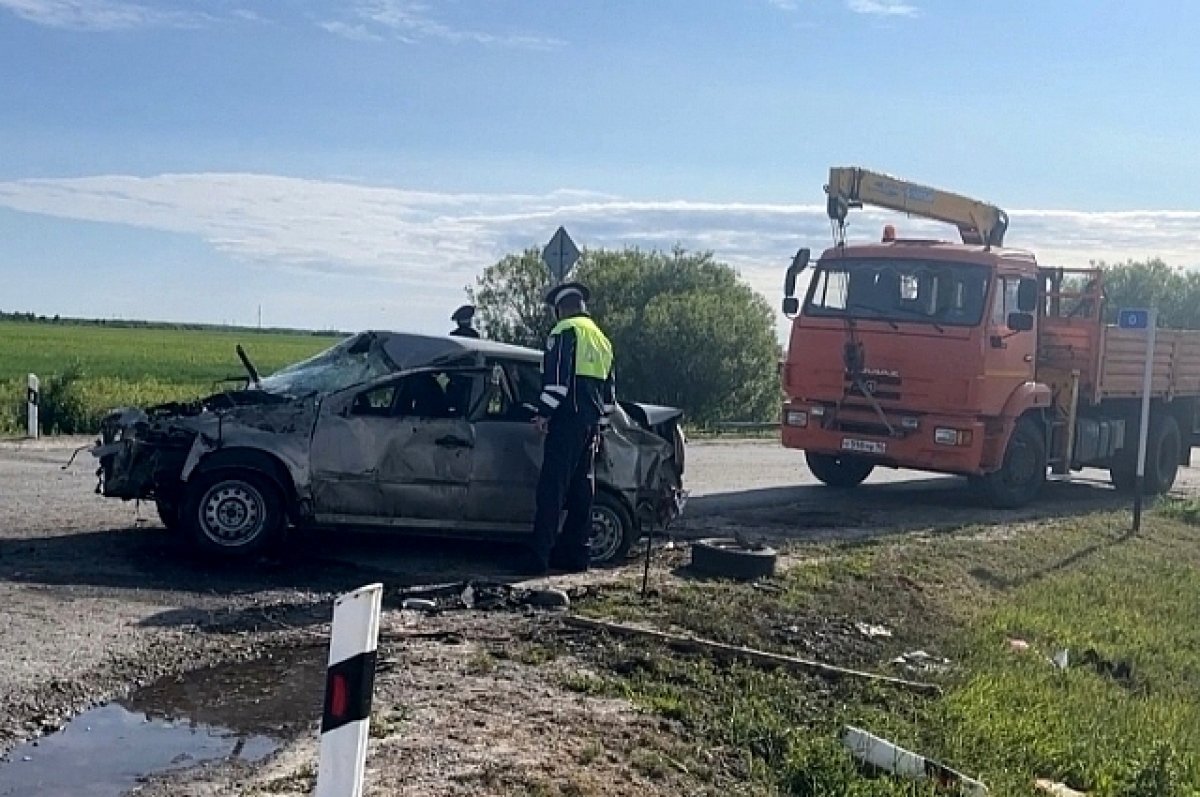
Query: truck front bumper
781 402 989 476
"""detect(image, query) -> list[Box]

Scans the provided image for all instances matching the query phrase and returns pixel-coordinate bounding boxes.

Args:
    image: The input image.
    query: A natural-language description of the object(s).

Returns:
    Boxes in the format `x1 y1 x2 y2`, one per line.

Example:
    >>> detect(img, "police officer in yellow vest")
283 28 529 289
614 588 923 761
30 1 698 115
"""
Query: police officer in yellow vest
526 281 616 575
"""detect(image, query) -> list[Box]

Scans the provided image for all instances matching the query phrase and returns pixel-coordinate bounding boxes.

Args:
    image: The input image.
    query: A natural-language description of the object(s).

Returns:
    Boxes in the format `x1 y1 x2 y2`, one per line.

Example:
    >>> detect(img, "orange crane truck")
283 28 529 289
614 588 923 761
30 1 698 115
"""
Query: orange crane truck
780 166 1200 507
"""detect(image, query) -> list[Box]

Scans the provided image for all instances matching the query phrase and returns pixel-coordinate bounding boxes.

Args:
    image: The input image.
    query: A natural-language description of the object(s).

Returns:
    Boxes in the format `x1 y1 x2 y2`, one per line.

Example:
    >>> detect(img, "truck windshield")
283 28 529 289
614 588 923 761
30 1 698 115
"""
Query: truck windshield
257 333 397 397
804 259 990 327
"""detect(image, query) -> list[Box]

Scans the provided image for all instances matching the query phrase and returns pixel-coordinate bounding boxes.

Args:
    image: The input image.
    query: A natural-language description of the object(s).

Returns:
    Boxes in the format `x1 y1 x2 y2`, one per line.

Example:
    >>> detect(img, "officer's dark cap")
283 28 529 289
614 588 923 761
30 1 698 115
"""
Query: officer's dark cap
451 304 476 322
544 282 590 307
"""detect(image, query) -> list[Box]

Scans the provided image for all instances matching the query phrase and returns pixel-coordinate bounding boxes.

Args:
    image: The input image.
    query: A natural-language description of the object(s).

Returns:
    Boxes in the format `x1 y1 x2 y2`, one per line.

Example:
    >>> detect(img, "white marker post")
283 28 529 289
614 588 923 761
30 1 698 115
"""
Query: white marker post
842 726 989 796
26 374 39 440
1119 308 1158 533
315 583 383 797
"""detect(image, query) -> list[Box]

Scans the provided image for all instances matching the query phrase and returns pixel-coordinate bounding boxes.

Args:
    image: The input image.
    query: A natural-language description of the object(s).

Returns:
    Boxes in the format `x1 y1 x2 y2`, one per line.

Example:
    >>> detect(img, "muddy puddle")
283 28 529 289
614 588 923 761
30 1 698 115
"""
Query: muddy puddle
0 646 326 796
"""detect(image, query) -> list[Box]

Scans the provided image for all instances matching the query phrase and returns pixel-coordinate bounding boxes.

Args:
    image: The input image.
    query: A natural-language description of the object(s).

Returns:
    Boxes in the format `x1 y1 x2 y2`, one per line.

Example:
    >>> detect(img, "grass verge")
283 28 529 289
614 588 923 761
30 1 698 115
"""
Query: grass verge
549 509 1200 796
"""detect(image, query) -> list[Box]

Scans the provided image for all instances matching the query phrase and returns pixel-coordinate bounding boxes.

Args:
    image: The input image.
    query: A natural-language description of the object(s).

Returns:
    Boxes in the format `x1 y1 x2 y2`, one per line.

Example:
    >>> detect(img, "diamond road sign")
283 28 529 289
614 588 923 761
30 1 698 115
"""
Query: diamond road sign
542 226 580 283
1118 308 1151 330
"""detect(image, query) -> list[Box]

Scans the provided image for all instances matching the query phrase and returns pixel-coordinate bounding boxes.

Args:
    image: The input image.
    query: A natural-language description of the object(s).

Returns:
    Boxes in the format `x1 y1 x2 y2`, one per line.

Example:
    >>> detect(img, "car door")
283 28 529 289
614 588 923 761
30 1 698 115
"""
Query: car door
308 369 477 527
464 360 544 531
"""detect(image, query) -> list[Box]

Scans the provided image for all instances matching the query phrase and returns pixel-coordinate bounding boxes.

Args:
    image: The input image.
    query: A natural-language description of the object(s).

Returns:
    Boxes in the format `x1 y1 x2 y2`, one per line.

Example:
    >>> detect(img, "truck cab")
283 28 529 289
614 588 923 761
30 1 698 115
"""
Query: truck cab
782 236 1048 506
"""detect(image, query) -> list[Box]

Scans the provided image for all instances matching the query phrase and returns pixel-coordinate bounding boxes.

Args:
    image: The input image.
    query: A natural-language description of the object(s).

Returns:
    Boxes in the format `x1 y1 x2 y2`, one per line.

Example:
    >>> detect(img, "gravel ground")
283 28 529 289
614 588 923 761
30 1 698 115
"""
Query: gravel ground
2 436 1196 793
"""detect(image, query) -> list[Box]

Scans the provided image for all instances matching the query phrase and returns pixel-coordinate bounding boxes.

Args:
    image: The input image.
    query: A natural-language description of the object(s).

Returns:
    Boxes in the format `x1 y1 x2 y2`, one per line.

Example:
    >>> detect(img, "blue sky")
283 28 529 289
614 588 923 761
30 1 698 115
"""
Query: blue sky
2 0 1199 337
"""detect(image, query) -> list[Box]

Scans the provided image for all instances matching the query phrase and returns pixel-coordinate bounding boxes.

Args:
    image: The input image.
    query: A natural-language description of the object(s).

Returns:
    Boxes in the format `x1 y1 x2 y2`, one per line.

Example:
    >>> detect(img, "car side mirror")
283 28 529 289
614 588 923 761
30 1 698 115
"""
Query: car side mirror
783 248 810 299
1017 278 1038 313
1007 311 1034 332
782 296 800 316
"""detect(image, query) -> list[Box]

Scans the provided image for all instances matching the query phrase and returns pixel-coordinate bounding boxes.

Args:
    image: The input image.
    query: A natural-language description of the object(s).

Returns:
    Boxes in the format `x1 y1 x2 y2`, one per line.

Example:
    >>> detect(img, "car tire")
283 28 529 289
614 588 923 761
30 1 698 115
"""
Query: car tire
980 417 1047 509
690 538 778 580
589 492 636 567
806 452 874 488
181 470 285 559
155 498 181 531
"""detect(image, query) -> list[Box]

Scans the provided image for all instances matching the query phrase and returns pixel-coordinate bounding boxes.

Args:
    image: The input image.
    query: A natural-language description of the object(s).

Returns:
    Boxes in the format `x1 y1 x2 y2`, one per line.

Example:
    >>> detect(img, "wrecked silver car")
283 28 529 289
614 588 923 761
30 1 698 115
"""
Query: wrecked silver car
91 331 687 565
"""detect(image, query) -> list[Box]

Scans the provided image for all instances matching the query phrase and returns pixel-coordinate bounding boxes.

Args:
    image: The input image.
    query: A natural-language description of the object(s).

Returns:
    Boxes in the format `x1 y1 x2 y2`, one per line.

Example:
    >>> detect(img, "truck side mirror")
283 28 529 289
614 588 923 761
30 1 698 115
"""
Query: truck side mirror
1017 278 1038 313
782 297 800 316
1007 311 1034 332
783 248 810 299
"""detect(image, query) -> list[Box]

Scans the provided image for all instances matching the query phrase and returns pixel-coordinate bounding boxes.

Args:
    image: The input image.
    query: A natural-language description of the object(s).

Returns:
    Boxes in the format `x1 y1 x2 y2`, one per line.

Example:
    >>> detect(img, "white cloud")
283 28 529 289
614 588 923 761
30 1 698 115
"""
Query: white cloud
2 173 1198 275
847 0 917 17
325 0 564 49
319 20 383 42
0 0 206 29
766 0 799 10
1 172 1199 335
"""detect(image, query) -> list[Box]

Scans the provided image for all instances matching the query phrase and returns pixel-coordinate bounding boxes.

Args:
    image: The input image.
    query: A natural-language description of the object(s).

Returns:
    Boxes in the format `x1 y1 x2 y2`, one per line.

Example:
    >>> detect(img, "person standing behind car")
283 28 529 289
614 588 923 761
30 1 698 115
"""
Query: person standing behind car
524 282 615 576
449 305 480 338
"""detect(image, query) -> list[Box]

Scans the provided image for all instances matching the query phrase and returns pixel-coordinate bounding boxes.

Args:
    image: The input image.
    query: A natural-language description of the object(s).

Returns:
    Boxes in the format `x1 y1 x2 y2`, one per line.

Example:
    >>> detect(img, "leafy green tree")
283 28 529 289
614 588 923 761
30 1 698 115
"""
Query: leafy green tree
1096 259 1200 328
467 246 780 424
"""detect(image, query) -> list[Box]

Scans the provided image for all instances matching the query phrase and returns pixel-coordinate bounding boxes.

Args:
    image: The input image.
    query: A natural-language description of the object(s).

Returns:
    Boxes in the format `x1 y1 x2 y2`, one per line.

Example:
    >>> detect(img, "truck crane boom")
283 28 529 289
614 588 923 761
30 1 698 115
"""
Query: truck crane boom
825 166 1009 248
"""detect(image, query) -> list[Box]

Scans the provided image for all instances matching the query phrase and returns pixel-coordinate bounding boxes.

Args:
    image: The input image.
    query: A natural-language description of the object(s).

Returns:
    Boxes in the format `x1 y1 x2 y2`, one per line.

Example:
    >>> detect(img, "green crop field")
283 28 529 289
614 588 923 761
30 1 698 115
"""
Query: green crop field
0 320 343 435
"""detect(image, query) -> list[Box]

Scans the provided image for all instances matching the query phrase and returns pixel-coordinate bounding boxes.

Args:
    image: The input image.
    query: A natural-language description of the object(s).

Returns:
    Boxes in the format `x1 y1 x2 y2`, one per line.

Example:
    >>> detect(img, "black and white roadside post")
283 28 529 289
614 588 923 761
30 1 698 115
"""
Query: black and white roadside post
1118 307 1158 533
541 225 580 288
26 374 39 440
315 582 383 797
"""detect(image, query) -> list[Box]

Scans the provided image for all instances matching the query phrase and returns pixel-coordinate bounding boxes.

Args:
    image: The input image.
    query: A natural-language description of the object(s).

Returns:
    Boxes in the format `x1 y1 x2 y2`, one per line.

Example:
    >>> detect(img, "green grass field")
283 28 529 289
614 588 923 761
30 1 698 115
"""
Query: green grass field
0 320 342 435
527 507 1200 796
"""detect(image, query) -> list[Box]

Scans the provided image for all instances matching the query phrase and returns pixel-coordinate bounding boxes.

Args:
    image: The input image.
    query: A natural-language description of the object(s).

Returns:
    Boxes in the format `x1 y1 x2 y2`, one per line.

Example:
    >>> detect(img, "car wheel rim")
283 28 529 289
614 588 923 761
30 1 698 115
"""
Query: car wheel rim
199 481 265 547
589 505 623 563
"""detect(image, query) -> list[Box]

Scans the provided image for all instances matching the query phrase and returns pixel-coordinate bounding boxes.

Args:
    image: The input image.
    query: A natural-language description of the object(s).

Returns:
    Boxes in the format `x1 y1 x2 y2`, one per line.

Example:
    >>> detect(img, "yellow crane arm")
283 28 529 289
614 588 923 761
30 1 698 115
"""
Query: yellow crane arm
825 166 1009 248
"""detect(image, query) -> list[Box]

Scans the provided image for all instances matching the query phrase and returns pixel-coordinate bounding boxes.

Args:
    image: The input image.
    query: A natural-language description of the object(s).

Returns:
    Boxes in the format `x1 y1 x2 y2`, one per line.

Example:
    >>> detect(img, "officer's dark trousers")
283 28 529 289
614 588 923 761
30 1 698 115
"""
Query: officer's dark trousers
532 416 599 569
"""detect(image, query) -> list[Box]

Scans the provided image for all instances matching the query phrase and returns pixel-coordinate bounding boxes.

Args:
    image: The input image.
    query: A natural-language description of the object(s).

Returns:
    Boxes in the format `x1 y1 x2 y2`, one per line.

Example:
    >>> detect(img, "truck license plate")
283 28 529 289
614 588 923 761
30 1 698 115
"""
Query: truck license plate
841 437 886 455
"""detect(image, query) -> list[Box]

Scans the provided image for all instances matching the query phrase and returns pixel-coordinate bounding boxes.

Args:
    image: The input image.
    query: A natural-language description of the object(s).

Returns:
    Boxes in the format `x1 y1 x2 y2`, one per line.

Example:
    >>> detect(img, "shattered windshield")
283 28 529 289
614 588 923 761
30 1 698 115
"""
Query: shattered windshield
257 333 397 397
804 258 990 327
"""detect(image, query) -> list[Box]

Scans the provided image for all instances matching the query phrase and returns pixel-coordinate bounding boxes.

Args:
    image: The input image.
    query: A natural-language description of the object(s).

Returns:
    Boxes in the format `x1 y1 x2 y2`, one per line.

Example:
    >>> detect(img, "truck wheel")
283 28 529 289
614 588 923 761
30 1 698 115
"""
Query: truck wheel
1110 413 1182 495
980 418 1046 509
806 452 874 488
1145 414 1182 495
588 492 636 567
181 470 284 559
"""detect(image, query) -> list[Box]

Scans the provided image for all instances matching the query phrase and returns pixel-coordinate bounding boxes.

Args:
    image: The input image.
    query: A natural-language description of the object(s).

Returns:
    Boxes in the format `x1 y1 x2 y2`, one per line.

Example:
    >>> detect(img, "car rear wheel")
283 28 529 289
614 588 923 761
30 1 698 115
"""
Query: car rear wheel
181 470 284 559
589 492 636 567
806 452 874 488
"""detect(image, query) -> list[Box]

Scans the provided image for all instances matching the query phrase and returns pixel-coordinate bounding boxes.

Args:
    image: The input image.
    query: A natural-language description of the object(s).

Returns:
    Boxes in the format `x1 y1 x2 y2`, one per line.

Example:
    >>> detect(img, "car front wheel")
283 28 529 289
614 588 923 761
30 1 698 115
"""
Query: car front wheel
181 470 284 559
589 492 636 567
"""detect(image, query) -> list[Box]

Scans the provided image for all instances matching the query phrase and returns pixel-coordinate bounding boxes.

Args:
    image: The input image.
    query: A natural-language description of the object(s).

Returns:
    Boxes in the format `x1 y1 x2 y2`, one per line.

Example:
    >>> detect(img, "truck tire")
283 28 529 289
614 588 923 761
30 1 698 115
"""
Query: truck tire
1110 413 1182 495
979 418 1046 509
806 452 874 488
181 470 285 559
1146 414 1182 494
689 538 778 580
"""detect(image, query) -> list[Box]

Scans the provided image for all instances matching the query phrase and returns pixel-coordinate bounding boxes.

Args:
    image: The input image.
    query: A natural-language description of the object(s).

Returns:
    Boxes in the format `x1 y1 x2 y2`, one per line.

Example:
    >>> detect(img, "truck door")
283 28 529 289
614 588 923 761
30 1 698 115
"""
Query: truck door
982 274 1037 411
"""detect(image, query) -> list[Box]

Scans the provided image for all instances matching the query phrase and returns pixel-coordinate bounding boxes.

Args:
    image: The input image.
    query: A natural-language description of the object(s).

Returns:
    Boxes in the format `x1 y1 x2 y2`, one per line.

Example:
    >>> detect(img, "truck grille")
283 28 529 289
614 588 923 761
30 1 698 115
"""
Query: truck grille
844 372 902 402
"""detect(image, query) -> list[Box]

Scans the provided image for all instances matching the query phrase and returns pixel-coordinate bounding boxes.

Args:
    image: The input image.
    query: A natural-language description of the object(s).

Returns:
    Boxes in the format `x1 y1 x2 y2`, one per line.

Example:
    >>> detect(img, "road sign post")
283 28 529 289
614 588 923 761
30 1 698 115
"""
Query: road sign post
541 226 580 286
1118 308 1157 533
26 374 39 440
